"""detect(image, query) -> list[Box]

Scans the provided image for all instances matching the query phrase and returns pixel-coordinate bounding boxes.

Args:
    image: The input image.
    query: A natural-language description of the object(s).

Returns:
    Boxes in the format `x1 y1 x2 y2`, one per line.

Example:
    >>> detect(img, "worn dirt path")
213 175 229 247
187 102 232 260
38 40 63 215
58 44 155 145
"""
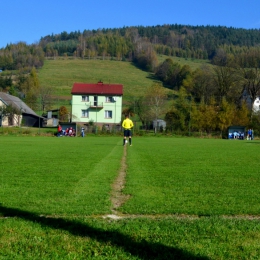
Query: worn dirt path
108 145 131 219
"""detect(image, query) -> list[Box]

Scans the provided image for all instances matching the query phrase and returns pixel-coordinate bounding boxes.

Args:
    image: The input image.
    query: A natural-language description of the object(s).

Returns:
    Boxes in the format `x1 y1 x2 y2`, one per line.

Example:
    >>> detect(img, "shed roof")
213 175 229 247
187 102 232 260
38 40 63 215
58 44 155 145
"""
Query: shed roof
71 82 123 96
0 92 39 117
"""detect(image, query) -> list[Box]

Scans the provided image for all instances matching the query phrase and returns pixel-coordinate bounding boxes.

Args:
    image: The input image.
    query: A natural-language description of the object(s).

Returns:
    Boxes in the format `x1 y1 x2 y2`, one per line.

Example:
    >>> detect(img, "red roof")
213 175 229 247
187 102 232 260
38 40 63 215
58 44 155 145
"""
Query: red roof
71 82 123 95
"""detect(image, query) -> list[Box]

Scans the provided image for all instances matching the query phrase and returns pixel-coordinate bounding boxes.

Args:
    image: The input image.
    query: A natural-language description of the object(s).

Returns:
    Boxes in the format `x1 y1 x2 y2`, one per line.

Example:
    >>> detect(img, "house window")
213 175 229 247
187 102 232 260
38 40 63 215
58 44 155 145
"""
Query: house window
105 96 114 102
82 95 89 102
105 110 112 118
81 109 89 117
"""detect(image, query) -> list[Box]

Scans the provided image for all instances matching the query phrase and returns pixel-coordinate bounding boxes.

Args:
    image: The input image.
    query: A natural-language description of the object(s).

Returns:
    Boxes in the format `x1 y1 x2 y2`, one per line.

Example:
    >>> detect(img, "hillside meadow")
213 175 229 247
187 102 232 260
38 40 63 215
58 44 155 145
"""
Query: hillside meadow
38 56 206 101
1 135 260 259
38 58 158 100
157 55 211 69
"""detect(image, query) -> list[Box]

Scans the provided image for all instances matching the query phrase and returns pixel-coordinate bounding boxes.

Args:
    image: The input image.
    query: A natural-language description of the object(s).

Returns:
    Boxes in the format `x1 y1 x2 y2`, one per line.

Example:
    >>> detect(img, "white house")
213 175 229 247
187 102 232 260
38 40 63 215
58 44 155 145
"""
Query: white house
252 97 260 112
71 81 123 127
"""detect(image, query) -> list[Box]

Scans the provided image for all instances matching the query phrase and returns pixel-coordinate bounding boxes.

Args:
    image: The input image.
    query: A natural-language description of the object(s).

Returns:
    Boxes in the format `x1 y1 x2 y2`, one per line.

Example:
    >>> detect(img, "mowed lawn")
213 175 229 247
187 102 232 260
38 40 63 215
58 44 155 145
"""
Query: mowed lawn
0 136 123 215
124 137 260 215
1 136 260 259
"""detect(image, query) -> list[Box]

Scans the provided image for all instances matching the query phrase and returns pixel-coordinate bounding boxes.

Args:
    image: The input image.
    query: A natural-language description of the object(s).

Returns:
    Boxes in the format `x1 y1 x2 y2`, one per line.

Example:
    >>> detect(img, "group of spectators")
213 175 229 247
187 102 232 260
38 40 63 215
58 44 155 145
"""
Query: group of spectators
57 125 76 137
228 128 254 140
229 131 245 140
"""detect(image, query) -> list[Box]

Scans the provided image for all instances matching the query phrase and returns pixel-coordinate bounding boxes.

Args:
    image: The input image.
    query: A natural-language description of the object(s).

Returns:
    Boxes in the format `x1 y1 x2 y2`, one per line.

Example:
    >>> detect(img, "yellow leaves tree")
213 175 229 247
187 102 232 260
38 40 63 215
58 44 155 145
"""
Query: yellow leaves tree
217 98 235 134
190 97 250 136
59 106 69 122
191 97 218 134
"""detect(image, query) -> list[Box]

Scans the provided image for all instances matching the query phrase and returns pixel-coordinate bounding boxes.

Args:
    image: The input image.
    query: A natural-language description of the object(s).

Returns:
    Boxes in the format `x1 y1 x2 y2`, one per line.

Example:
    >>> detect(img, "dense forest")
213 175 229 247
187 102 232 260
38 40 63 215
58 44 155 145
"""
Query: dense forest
1 24 260 71
39 25 260 62
1 24 260 134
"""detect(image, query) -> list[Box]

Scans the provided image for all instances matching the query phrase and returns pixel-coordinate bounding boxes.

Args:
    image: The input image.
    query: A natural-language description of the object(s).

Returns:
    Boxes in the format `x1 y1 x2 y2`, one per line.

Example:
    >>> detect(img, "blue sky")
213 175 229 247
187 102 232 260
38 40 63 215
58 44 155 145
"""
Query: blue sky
1 0 260 49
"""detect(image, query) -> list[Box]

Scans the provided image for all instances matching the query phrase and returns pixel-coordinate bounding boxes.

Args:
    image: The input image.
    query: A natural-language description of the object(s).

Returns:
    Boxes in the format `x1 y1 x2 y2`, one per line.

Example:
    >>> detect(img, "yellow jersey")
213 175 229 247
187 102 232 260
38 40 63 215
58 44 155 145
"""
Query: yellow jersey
122 118 134 129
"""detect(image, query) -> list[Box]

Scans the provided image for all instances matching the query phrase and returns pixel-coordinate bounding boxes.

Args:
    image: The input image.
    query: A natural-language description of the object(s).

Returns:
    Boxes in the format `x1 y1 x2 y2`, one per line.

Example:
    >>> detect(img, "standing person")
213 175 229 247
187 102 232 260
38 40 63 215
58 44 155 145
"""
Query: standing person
247 129 250 140
122 115 134 146
248 129 252 140
81 127 85 137
57 124 62 137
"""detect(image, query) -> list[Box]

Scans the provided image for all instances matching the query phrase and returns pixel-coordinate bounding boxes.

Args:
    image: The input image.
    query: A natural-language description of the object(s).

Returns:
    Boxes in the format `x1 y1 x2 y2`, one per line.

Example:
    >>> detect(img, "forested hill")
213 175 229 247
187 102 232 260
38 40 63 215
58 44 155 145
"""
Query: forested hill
40 24 260 59
1 24 260 72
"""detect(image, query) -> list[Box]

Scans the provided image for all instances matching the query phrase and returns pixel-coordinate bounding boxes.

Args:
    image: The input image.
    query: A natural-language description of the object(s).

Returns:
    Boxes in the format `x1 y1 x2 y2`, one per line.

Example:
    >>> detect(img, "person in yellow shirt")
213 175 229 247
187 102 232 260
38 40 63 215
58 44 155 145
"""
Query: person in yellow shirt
122 115 134 146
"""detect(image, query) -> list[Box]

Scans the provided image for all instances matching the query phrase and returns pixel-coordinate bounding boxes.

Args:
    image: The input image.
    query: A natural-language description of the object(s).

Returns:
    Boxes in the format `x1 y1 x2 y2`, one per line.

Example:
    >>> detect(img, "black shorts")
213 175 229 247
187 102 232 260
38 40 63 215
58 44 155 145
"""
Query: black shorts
124 129 132 137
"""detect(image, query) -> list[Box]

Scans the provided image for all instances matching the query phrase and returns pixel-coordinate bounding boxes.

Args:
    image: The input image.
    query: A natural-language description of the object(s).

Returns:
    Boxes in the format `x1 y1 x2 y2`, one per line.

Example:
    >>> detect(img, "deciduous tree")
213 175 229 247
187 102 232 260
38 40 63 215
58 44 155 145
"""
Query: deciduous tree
20 67 40 110
145 83 167 132
39 85 53 112
217 98 235 134
59 106 69 122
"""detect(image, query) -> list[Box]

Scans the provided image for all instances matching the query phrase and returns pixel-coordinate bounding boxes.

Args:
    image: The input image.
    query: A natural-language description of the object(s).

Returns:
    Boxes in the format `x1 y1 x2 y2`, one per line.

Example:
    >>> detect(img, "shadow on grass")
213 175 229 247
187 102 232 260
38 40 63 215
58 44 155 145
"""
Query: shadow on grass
0 205 209 260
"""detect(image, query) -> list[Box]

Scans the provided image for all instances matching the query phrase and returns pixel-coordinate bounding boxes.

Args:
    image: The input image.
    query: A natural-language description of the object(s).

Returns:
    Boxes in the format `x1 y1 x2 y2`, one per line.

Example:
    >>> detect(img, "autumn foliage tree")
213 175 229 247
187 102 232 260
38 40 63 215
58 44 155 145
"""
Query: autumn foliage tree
216 98 235 135
59 106 69 122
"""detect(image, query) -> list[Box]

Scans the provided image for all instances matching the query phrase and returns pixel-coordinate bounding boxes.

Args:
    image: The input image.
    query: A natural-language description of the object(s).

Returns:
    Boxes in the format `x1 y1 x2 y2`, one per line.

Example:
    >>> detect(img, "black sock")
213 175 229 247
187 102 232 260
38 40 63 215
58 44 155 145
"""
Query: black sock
123 139 125 145
129 138 132 145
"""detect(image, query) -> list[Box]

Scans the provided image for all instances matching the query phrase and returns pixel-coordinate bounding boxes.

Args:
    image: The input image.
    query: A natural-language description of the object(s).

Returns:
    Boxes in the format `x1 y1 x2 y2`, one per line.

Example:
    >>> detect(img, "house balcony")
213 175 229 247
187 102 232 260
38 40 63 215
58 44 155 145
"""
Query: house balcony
89 102 103 108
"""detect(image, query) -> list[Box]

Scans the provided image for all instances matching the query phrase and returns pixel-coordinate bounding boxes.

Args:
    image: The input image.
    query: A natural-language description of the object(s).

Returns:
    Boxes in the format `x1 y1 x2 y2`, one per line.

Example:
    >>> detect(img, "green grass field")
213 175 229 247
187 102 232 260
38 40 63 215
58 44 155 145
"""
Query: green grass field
157 55 211 70
1 136 260 259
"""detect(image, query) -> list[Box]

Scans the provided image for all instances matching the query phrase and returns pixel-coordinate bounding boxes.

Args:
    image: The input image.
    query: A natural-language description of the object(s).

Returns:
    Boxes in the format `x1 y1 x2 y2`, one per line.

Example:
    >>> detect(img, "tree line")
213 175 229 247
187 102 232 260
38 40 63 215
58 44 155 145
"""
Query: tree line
2 24 260 71
38 25 260 60
132 51 260 134
124 83 254 137
0 42 44 71
155 52 260 110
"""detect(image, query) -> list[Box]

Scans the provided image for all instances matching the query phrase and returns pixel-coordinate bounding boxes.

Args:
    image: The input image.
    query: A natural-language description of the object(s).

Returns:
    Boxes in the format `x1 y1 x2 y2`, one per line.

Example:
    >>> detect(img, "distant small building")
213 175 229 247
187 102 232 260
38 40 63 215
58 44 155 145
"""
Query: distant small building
253 96 260 112
0 92 43 127
241 90 260 113
153 119 166 131
42 109 59 127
